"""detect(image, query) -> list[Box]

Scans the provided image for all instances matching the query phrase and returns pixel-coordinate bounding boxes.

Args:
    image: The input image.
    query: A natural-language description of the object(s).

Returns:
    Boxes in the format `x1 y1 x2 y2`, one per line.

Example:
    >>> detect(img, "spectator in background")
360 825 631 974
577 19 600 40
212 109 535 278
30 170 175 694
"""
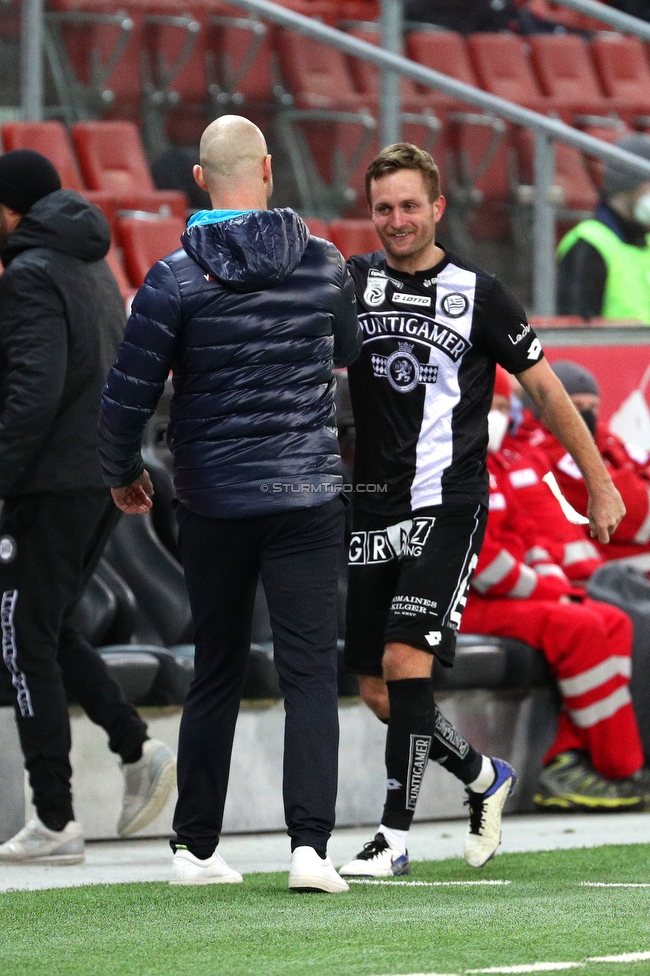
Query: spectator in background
460 366 650 811
516 360 650 565
99 115 361 892
557 134 650 322
0 150 176 866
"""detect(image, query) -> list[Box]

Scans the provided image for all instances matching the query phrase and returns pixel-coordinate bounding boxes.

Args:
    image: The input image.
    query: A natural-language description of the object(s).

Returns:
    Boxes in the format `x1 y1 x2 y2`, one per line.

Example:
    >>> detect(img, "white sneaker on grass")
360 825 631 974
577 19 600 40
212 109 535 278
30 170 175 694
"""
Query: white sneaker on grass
464 757 517 868
0 817 84 864
338 832 410 878
288 846 349 893
170 848 243 885
117 739 176 837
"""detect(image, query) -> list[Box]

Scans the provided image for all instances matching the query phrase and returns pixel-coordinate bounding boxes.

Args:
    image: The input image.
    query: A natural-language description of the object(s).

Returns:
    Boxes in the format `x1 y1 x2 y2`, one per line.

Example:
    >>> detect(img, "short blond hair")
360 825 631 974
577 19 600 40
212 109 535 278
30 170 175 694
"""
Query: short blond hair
365 143 441 206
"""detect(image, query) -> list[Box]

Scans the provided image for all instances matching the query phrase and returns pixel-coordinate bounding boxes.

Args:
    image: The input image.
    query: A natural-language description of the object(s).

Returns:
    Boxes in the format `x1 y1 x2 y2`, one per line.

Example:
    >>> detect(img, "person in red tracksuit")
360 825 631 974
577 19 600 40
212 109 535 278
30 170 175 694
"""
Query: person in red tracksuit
515 360 650 566
460 367 649 810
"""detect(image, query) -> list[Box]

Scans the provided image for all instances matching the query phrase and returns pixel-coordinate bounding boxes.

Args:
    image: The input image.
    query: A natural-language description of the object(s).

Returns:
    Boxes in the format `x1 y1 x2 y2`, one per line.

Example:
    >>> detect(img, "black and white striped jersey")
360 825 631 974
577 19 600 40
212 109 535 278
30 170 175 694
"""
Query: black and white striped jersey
346 246 543 518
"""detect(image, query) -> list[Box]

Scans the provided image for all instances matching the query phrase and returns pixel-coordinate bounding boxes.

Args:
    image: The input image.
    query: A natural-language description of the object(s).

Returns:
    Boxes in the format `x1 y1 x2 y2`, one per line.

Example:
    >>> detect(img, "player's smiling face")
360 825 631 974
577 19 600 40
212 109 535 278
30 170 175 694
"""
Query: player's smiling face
369 169 446 273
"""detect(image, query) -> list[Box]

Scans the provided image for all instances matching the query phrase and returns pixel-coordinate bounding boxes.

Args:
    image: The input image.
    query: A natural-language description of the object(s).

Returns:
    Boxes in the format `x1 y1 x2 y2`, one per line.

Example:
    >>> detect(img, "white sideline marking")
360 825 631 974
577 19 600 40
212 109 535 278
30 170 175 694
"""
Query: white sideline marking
370 949 650 975
580 882 650 888
348 879 511 887
467 965 584 973
588 953 650 962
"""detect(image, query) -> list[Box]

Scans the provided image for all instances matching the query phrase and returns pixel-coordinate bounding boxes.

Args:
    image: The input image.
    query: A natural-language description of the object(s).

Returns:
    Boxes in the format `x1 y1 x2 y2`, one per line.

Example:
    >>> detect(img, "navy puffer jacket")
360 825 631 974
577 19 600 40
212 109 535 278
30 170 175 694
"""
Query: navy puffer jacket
98 208 362 518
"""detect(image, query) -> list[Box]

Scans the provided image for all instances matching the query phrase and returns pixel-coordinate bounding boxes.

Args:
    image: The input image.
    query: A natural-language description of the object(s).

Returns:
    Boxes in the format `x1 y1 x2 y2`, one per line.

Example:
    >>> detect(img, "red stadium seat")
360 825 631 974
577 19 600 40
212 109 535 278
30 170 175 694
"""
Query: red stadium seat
275 27 376 213
512 130 599 216
467 33 546 113
1 120 117 227
406 29 512 239
71 120 188 217
116 214 186 287
328 218 380 258
46 0 146 118
591 33 650 130
527 33 627 130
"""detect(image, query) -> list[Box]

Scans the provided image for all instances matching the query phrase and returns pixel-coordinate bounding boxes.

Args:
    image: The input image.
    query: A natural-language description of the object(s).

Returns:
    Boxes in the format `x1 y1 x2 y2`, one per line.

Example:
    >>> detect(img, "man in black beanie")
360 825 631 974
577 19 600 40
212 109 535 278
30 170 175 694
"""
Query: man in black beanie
557 134 650 322
0 149 175 864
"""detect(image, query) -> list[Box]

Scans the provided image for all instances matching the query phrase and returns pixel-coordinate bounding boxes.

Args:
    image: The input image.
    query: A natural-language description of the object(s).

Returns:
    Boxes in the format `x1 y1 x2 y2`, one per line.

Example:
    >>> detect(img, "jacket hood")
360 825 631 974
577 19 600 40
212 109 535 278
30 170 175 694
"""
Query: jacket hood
0 189 110 266
181 208 310 292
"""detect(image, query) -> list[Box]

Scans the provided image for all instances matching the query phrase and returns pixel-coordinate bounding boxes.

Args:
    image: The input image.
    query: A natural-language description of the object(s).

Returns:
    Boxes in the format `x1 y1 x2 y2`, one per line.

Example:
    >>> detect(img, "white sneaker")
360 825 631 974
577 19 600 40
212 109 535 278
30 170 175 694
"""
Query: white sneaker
288 846 349 893
0 817 84 865
464 757 517 868
339 832 410 878
170 848 243 885
117 739 176 837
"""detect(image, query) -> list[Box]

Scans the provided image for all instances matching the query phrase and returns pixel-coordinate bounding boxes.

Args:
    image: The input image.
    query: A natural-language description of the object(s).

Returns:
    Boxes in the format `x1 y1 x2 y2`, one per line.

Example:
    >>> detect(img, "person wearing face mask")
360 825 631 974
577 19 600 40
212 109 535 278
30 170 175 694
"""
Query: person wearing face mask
557 134 650 322
460 368 650 811
516 360 650 564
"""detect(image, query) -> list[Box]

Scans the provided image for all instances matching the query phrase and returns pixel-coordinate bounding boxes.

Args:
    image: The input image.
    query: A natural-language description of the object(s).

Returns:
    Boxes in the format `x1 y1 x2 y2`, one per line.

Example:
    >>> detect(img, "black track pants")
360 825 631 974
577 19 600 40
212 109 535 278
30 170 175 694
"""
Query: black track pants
0 493 148 828
172 497 345 858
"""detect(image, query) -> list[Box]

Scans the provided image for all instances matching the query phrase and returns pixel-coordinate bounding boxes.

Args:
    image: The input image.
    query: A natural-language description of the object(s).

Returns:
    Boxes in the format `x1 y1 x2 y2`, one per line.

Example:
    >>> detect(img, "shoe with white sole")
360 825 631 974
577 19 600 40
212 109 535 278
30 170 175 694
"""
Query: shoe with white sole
170 848 243 885
289 846 349 893
0 817 84 865
338 832 410 878
117 739 176 837
464 757 517 868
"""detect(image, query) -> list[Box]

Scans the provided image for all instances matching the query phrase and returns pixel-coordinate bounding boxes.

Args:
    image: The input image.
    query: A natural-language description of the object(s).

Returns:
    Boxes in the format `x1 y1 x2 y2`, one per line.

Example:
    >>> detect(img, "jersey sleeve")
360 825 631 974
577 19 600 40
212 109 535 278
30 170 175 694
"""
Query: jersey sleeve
482 278 544 375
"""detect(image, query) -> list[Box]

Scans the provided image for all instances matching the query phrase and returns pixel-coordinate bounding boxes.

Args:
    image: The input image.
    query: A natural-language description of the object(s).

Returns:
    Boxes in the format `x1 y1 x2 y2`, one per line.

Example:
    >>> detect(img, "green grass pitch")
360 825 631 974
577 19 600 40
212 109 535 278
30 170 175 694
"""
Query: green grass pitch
1 845 650 976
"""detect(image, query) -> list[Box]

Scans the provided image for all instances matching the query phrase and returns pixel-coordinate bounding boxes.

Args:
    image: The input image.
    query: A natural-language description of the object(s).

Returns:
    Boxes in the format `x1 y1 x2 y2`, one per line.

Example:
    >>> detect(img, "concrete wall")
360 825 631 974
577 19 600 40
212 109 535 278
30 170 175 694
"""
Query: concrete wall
1 687 558 843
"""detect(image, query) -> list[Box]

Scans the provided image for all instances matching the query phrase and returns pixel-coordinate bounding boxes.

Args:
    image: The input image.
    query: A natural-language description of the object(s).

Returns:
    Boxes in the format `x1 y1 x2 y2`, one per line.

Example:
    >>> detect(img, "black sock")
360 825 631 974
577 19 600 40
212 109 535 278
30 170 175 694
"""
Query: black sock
381 678 435 831
428 704 483 784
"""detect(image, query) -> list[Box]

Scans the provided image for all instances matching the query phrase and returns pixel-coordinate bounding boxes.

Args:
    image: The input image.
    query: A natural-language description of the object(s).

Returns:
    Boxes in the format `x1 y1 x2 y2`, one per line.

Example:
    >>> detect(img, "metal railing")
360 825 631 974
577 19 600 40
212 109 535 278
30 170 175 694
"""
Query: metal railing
226 0 650 315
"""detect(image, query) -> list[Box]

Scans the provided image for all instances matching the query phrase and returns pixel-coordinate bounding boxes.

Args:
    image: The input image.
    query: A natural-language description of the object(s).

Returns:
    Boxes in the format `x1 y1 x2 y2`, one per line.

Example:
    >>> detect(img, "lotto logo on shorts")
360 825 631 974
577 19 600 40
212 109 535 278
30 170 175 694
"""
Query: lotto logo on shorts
348 517 436 565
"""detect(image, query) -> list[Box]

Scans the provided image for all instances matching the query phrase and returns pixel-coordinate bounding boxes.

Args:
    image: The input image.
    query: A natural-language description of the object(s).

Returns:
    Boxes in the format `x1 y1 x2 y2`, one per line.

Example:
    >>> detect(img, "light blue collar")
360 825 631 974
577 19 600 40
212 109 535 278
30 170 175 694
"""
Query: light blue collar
187 209 255 227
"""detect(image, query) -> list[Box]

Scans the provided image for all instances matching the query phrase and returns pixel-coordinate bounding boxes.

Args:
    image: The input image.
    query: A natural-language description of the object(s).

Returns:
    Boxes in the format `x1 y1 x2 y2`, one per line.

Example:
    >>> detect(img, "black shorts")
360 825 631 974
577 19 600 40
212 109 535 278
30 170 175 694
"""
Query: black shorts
344 503 487 676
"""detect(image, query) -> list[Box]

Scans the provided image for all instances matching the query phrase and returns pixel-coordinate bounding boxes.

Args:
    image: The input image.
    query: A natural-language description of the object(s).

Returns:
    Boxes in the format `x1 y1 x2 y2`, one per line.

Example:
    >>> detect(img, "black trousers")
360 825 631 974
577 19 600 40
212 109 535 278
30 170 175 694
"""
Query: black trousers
173 496 345 858
0 493 148 828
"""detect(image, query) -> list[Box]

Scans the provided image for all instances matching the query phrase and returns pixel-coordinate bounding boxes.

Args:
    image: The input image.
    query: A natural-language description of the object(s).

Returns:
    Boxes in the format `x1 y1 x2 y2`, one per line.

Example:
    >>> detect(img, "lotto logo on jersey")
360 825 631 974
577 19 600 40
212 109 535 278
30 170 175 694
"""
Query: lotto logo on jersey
527 338 542 361
393 292 431 307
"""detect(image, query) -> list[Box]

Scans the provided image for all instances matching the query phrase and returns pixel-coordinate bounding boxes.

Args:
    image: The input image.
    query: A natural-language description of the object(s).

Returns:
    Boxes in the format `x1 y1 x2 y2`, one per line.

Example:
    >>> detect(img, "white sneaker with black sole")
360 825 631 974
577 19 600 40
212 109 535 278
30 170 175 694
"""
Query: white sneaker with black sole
117 739 176 837
288 847 349 893
0 817 85 864
338 832 410 878
170 848 243 885
464 757 517 868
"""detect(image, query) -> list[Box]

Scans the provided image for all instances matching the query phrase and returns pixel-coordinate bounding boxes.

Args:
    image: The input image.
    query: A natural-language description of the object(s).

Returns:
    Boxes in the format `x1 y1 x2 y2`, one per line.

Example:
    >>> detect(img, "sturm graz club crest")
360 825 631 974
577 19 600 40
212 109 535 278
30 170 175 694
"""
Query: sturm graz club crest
371 341 439 393
440 292 469 318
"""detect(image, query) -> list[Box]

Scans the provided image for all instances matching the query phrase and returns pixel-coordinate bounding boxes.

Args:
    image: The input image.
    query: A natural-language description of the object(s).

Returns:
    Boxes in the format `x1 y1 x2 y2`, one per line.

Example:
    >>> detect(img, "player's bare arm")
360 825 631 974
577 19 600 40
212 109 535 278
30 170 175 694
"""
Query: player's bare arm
516 358 625 544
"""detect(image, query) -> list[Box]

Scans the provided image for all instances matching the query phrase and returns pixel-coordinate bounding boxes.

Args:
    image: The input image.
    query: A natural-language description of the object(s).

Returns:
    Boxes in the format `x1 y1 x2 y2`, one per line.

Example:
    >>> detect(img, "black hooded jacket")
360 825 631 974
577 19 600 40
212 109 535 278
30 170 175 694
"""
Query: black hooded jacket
98 208 362 518
0 189 125 496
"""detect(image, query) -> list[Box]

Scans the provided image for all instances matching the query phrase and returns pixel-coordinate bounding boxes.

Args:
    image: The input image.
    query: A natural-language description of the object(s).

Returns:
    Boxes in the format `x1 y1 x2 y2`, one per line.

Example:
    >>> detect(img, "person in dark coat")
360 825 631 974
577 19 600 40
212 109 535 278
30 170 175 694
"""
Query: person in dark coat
0 150 175 866
99 116 362 891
